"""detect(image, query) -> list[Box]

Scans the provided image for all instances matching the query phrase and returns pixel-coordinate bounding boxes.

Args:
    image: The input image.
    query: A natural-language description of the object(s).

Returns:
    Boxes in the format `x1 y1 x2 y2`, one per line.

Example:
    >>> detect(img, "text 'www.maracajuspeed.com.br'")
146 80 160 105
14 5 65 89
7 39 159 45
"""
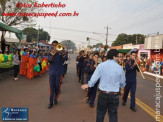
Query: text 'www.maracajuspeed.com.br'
2 11 79 18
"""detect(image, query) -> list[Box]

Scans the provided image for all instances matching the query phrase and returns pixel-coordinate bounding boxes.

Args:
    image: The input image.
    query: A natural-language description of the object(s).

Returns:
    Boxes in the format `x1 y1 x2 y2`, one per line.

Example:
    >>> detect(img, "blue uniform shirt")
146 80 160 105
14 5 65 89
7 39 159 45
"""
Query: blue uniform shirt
125 59 139 83
48 52 64 75
88 60 126 92
78 56 85 68
85 59 95 75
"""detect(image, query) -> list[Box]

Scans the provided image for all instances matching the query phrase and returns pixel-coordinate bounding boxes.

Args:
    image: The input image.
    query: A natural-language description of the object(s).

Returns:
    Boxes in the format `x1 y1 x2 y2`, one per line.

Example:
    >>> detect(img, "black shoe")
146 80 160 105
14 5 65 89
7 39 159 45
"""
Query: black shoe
48 104 53 109
89 104 94 108
122 101 126 106
130 107 136 112
54 100 58 105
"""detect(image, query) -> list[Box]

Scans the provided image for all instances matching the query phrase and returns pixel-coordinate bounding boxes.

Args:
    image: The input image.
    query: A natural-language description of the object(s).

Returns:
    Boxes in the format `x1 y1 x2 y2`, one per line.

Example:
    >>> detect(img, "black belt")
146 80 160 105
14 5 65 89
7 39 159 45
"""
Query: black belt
100 91 118 94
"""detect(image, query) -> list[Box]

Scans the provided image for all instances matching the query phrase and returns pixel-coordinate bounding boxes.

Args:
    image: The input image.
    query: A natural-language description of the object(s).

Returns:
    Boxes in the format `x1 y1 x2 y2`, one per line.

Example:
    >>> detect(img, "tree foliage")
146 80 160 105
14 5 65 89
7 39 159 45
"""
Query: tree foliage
112 33 145 46
0 0 39 26
93 43 103 48
22 27 50 42
61 40 76 51
0 0 40 40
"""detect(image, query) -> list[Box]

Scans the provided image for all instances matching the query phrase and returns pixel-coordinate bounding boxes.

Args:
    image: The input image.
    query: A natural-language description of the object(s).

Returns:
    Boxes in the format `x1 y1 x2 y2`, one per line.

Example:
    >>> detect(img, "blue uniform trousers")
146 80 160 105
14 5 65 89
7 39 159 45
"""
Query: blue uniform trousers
87 73 98 106
88 83 98 106
49 74 61 105
79 66 84 83
123 83 136 108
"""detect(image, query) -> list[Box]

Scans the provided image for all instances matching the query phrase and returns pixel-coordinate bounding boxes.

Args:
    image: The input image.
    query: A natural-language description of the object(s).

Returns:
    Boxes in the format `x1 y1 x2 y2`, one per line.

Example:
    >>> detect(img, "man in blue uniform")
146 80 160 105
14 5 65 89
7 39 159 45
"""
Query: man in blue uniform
62 49 68 76
122 51 139 112
78 50 85 84
85 53 99 108
48 40 65 109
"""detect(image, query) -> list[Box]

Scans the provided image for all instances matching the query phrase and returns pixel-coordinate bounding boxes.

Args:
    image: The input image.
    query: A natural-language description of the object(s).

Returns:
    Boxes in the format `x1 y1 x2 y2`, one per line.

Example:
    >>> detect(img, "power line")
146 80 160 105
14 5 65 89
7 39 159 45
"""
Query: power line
36 25 106 35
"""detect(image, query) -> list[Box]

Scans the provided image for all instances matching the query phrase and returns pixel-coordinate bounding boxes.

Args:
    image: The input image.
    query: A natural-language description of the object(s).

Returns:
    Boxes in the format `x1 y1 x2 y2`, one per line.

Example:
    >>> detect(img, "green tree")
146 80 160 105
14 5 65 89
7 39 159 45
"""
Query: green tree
112 33 145 46
0 0 40 40
93 43 103 48
22 27 50 42
22 27 37 42
39 29 50 41
61 40 76 51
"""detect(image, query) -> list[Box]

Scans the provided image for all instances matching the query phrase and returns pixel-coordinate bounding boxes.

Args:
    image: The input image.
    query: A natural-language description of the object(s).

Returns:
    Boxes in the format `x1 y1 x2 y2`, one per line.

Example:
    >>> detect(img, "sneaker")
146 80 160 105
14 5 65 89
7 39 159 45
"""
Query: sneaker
14 78 18 80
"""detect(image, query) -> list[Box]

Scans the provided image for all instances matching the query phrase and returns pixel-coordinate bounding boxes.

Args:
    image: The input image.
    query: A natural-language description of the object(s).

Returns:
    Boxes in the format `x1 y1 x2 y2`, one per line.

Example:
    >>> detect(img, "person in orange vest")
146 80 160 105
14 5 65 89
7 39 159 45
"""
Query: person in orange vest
19 48 29 76
26 50 37 79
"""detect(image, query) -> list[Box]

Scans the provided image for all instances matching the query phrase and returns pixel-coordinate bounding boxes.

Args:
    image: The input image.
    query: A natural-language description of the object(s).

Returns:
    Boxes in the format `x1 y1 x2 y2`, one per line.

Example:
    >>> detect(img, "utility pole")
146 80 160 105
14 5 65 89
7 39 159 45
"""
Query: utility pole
37 25 40 48
105 25 111 45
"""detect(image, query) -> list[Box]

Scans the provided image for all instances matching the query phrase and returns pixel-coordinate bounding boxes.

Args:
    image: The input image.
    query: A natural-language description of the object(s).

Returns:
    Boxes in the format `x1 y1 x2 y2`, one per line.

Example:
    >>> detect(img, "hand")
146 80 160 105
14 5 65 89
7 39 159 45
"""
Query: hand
17 61 20 65
51 50 57 55
94 63 97 68
81 84 89 90
134 62 137 66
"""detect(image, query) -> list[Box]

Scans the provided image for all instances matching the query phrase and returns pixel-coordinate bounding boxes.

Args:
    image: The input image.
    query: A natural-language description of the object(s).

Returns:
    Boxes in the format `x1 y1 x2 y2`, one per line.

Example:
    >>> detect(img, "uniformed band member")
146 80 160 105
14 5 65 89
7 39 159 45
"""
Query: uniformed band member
48 40 65 109
78 50 85 84
85 53 99 108
81 49 126 122
62 49 68 76
59 48 68 93
122 51 139 112
76 53 80 75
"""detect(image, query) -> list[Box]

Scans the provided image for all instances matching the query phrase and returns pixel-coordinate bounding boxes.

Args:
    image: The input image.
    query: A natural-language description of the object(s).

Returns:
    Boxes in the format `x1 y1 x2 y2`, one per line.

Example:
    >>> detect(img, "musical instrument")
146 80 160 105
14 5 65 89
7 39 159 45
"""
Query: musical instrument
56 43 63 51
50 43 63 55
135 58 145 79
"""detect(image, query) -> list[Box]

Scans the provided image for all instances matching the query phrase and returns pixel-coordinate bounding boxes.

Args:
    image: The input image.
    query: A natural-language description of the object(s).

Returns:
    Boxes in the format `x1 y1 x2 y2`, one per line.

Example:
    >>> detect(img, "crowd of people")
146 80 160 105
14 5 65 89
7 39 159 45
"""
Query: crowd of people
76 49 159 122
10 43 69 81
1 39 162 122
13 48 50 80
118 55 163 75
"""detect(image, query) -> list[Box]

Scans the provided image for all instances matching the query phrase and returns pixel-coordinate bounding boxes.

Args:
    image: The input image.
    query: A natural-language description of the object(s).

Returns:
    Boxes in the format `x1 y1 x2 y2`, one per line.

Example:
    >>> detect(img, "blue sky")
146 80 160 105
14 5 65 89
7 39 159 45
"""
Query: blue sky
5 0 163 48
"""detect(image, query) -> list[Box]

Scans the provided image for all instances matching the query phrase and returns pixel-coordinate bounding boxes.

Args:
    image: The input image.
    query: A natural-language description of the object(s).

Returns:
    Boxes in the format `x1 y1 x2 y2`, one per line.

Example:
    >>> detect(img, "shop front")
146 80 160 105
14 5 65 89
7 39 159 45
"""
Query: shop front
138 44 150 59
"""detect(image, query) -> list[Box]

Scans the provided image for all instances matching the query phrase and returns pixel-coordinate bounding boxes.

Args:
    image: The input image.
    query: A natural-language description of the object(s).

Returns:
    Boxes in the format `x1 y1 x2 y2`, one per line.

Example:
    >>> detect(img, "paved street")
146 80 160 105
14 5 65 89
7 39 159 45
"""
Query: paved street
0 54 162 122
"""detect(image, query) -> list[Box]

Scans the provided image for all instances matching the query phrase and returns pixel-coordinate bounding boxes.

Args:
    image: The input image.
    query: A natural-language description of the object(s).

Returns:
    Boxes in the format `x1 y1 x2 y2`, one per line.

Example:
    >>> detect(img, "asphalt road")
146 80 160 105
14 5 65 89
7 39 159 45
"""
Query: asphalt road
136 72 163 115
0 54 159 122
